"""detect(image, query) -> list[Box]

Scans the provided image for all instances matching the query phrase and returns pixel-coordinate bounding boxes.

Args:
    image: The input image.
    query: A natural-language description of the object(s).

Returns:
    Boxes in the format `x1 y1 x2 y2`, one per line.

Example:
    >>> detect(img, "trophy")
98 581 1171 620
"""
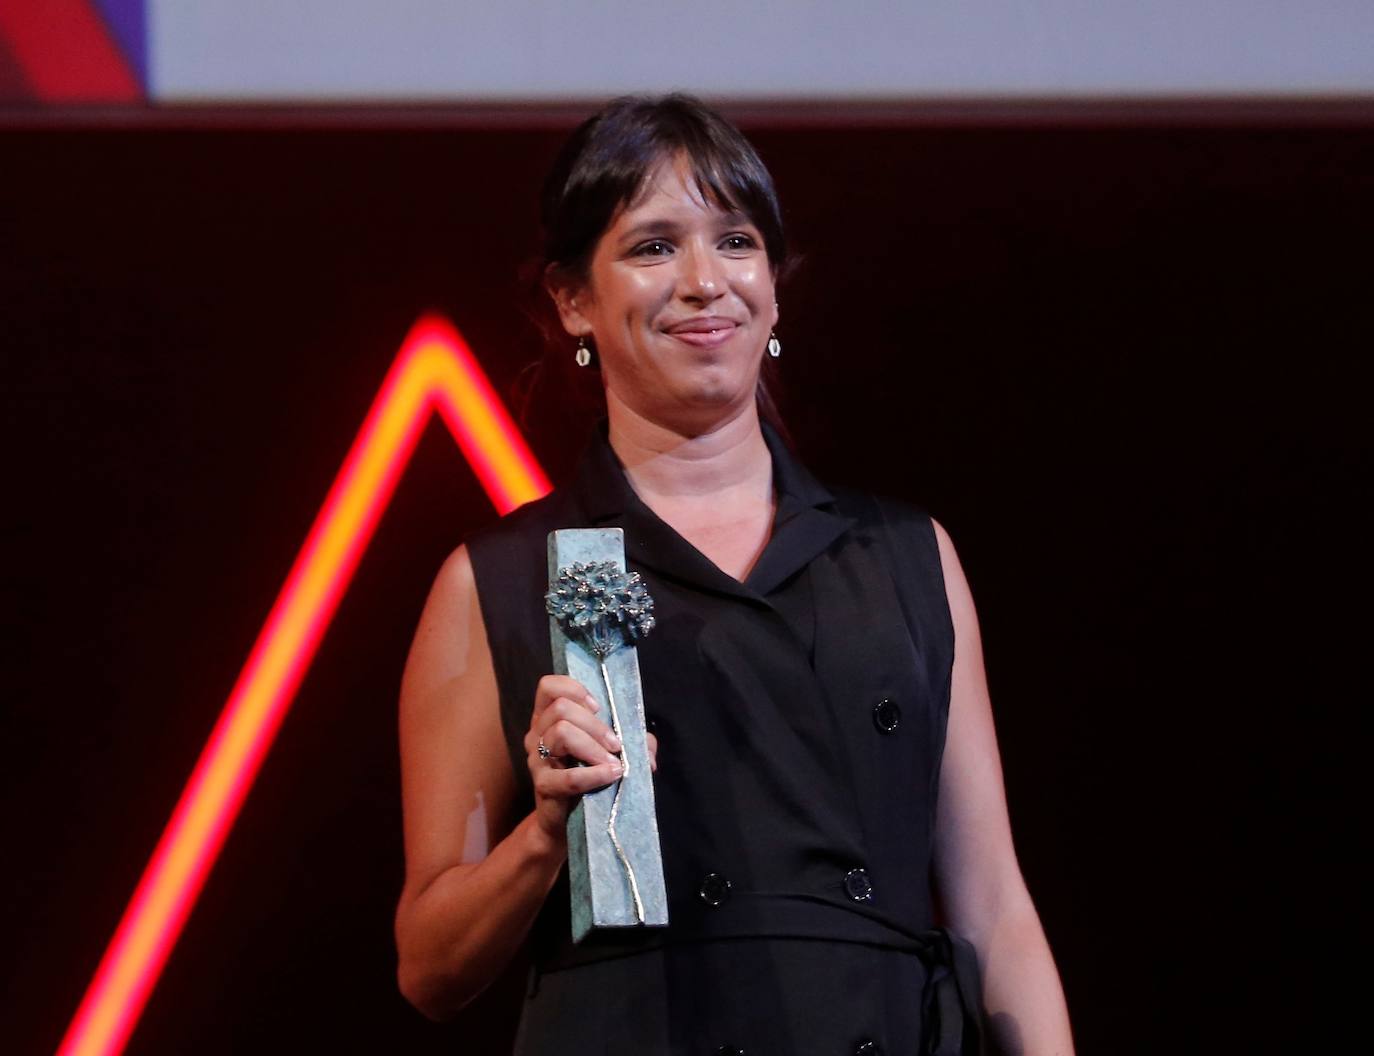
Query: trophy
545 528 669 942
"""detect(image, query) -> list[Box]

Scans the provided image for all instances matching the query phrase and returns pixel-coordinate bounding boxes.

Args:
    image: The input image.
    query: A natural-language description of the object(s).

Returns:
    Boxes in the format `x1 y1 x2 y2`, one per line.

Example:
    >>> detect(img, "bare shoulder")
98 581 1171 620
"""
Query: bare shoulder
931 517 959 567
402 545 485 701
422 544 480 634
930 518 979 633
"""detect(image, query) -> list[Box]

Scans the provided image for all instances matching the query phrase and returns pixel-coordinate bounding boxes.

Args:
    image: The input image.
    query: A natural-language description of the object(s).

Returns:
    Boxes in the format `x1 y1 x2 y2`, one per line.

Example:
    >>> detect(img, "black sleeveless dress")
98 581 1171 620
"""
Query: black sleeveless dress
466 425 983 1056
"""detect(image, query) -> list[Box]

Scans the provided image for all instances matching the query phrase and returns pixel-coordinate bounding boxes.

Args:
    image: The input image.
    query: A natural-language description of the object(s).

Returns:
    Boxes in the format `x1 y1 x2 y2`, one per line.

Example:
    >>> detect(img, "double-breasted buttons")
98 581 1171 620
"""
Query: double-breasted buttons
714 1047 744 1056
843 867 873 902
872 697 901 733
698 872 732 907
854 1041 882 1055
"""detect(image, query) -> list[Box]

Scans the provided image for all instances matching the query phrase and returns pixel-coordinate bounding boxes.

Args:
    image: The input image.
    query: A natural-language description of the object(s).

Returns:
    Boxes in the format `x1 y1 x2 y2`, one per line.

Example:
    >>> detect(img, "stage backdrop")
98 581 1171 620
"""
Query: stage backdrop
1 112 1369 1053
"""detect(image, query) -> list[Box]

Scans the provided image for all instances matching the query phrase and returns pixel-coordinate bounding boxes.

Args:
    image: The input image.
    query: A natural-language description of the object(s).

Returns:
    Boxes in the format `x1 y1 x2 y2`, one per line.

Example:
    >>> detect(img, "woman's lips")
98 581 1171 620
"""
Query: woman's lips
663 319 739 349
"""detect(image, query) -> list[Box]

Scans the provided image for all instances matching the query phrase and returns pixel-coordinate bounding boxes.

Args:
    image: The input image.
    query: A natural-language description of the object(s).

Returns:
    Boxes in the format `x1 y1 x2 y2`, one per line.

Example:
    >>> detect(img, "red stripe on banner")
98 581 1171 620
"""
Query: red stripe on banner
0 24 35 100
0 0 139 102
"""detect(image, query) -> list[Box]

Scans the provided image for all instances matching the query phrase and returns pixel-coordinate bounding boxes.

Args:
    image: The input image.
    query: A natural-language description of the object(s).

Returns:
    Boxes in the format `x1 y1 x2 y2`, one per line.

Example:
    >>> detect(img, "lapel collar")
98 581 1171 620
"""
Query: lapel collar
568 421 856 601
745 425 855 596
570 425 757 601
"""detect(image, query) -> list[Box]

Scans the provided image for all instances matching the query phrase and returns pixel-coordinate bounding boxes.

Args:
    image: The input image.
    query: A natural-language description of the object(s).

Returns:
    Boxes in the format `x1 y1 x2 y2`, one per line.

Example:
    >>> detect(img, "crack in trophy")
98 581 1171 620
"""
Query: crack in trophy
545 529 669 942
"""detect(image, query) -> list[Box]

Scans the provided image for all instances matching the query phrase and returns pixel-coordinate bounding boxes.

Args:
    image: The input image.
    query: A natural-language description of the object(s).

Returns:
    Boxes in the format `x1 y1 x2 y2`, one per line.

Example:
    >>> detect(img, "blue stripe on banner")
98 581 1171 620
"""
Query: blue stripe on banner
93 0 145 88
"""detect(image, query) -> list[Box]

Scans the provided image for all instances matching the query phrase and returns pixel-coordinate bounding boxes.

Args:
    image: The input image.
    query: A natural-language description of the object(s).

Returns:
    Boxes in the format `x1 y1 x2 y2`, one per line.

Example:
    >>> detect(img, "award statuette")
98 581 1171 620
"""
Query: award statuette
545 528 669 942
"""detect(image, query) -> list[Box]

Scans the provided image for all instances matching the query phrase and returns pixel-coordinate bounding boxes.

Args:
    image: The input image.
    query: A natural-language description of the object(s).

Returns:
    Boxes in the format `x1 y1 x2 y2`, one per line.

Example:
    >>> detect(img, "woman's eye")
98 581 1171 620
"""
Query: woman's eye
721 233 757 252
633 239 674 257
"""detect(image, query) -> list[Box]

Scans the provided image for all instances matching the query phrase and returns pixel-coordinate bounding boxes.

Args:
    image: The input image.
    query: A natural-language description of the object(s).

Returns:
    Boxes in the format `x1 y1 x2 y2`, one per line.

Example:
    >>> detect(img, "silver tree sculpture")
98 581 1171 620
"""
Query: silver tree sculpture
546 560 656 922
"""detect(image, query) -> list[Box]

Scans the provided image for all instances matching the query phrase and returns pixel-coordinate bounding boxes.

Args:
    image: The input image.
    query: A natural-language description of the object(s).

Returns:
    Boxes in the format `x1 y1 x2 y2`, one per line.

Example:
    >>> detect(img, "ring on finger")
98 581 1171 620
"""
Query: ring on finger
537 739 552 759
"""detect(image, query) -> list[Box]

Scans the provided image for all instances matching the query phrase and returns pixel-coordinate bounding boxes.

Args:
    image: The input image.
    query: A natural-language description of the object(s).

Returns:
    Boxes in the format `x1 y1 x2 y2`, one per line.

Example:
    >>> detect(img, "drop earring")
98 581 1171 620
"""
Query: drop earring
766 331 781 358
574 336 592 367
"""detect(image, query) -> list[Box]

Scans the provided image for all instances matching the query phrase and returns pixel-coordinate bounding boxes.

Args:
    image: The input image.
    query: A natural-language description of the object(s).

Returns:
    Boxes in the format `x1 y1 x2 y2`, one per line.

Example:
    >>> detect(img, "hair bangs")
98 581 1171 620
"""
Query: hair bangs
542 94 787 282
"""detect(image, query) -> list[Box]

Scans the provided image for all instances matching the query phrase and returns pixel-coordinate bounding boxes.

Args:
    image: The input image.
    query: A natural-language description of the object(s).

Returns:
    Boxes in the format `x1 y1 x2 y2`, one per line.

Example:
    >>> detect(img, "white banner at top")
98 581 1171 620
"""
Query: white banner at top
149 0 1374 102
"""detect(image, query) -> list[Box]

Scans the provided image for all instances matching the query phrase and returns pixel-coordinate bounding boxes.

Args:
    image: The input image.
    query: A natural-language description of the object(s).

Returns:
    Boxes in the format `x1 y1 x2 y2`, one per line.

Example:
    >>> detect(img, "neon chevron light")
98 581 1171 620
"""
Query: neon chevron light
57 315 551 1056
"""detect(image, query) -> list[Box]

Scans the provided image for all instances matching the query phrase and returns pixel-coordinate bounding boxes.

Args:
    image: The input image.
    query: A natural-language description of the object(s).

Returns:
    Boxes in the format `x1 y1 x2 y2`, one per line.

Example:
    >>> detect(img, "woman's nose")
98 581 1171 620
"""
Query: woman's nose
677 243 726 302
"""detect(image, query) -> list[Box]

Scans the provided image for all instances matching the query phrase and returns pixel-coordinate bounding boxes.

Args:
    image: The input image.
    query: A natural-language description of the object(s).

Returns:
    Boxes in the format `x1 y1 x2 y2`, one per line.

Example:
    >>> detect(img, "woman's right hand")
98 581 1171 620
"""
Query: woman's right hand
523 674 626 842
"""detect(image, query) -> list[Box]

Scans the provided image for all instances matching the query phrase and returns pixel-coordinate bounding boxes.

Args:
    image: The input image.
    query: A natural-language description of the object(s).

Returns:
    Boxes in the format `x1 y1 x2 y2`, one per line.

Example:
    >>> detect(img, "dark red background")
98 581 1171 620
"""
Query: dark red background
2 105 1368 1053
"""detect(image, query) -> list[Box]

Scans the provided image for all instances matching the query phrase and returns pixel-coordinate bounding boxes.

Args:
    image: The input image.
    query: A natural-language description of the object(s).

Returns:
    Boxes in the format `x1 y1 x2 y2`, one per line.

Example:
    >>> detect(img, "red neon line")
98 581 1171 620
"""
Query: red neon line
57 315 551 1056
0 0 140 102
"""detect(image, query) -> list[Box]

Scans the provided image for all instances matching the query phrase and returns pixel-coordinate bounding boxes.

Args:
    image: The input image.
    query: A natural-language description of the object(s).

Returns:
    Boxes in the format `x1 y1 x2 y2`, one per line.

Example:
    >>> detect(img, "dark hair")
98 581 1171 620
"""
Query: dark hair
533 94 791 441
541 93 788 284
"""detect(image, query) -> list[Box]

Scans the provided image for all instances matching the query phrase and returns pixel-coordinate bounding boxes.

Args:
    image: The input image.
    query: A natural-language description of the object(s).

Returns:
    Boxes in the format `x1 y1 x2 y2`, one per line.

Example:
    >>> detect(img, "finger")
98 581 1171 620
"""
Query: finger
540 719 621 769
526 696 616 757
535 759 623 798
539 698 622 754
646 731 658 772
533 675 598 719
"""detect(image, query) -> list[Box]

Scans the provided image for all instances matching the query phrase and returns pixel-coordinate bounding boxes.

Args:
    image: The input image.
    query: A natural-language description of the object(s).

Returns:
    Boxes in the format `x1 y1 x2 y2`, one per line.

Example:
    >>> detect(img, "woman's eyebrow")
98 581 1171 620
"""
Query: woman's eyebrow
619 212 754 245
617 219 684 244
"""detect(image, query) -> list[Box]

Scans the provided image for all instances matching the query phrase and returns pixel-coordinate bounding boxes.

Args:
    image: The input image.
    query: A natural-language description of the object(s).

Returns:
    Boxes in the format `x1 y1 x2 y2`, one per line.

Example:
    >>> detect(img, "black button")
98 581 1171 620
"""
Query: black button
844 867 873 902
715 1047 744 1056
872 698 901 733
645 715 659 734
699 872 732 907
854 1041 882 1056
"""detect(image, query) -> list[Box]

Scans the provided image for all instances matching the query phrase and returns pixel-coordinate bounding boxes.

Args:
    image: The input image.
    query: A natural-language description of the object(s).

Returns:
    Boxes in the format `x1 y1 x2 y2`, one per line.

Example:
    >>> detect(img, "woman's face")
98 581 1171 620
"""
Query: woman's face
555 154 778 432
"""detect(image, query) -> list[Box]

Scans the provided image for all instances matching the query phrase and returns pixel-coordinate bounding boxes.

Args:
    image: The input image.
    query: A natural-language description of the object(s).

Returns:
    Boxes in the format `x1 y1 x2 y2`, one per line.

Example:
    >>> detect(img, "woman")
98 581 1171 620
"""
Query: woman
396 94 1073 1055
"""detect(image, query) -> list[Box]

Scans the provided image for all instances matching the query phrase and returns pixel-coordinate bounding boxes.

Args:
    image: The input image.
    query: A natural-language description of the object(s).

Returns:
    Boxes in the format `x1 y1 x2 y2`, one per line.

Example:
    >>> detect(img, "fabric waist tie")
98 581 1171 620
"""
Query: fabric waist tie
914 927 986 1056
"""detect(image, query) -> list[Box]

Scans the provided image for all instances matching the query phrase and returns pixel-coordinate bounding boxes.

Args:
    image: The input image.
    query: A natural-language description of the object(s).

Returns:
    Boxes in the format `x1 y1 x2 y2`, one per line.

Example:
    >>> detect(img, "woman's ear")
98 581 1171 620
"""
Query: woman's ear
545 264 593 339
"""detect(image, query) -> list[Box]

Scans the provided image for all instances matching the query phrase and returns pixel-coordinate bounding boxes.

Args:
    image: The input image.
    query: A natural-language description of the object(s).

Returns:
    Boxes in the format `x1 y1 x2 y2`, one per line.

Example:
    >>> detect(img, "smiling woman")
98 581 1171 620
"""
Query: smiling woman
549 155 780 445
537 95 790 444
394 94 1074 1055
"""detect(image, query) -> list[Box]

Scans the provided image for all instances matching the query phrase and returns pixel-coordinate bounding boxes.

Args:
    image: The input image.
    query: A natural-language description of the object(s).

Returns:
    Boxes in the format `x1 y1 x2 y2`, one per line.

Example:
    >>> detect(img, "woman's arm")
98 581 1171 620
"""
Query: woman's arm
930 522 1075 1056
394 546 623 1020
